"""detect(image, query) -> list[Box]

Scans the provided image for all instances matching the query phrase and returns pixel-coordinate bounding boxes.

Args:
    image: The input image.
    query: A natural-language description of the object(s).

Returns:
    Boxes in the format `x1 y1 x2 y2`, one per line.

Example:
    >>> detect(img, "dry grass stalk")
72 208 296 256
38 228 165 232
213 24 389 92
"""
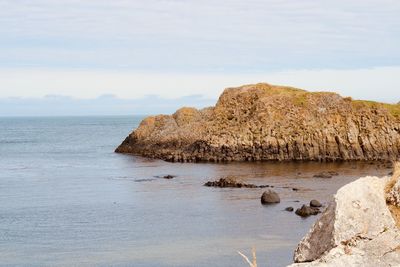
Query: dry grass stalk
386 162 400 228
386 162 400 194
238 247 257 267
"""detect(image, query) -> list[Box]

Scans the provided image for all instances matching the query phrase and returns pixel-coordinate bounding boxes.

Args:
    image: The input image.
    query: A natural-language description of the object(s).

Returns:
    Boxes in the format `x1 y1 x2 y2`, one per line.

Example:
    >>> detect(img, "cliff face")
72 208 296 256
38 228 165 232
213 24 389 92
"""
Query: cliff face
116 83 400 162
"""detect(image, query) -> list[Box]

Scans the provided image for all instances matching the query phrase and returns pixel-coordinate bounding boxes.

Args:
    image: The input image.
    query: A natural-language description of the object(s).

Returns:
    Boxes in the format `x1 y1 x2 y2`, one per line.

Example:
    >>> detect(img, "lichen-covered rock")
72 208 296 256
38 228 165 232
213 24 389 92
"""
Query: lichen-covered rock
116 83 400 162
288 175 400 267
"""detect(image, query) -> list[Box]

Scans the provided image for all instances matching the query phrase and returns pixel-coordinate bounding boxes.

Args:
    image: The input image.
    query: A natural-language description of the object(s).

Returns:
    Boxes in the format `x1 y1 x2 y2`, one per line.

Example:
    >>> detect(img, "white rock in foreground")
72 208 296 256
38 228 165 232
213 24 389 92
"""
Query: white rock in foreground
288 176 400 267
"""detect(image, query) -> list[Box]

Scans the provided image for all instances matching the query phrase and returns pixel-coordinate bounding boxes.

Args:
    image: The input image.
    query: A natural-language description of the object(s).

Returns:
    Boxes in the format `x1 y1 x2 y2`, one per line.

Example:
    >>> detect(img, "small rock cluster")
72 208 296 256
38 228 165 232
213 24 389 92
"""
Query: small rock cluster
205 177 324 218
204 177 270 188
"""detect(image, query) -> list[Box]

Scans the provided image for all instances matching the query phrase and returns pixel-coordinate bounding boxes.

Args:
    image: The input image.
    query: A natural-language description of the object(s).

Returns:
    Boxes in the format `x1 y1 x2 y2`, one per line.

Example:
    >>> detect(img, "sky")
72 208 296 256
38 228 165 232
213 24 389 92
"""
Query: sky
1 0 400 115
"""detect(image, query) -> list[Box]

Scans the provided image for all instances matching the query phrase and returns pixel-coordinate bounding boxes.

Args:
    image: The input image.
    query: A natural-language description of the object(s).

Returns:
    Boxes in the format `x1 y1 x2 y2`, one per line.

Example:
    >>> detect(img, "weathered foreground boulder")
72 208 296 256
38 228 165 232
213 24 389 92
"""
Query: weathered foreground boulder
116 83 400 162
287 174 400 267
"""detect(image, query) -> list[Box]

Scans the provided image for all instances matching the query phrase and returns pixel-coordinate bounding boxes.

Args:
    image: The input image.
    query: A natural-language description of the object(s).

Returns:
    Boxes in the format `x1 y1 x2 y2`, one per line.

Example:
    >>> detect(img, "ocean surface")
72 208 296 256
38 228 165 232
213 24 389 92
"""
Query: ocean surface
0 116 391 267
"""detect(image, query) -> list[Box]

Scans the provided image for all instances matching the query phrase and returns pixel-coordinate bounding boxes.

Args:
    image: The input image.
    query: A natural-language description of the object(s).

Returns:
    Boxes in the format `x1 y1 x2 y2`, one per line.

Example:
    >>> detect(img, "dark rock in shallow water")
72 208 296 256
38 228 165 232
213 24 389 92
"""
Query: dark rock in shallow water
285 207 294 212
295 205 320 217
313 171 339 178
204 177 269 188
310 199 322 208
154 175 177 179
313 173 332 178
261 190 280 204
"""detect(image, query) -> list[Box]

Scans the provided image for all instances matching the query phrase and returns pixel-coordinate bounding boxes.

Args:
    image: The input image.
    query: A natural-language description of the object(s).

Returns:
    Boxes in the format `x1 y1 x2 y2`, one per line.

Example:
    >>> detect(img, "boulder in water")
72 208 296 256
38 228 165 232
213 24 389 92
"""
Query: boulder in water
261 190 280 204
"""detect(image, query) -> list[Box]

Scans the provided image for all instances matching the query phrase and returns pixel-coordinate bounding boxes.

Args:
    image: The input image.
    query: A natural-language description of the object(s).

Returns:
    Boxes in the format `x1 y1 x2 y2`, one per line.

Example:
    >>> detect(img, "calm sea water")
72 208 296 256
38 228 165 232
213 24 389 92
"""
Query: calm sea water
0 116 391 267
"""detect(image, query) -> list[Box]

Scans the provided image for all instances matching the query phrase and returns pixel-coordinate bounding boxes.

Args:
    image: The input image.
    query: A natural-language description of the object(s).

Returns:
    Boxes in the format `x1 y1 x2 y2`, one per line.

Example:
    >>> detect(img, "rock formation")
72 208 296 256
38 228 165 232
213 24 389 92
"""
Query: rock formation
116 83 400 162
288 171 400 266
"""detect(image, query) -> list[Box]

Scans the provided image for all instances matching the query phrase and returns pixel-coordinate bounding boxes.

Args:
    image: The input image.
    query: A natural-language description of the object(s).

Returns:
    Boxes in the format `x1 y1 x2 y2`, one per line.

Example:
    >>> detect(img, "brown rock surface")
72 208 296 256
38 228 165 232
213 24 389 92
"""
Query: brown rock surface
116 83 400 162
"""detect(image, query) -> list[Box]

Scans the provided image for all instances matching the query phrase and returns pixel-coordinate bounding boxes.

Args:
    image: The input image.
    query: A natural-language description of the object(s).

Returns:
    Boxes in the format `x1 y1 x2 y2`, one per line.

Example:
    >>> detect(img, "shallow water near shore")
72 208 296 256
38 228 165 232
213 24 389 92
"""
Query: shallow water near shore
0 116 392 267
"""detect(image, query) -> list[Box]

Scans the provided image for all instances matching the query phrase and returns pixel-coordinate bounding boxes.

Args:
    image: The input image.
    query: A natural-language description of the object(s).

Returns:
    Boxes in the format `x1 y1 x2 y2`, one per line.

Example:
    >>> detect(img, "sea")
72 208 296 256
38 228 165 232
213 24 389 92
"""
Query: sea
0 116 391 267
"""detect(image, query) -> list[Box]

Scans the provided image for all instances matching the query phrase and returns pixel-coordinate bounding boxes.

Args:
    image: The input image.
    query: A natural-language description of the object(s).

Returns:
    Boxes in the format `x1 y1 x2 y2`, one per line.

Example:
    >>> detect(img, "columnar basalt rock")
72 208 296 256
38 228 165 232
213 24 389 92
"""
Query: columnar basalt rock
116 83 400 162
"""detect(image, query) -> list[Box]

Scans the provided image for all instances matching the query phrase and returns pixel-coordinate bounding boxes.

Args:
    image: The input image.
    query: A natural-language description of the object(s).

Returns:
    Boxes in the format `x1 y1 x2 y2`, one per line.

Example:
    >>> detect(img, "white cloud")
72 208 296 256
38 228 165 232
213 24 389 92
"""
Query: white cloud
0 0 399 110
0 0 400 71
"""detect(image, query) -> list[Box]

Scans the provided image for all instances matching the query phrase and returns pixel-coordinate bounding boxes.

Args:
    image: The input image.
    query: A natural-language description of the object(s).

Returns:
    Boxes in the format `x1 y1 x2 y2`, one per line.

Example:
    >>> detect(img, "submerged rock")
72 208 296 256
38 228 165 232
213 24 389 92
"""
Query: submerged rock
313 171 339 178
154 175 177 179
115 83 400 162
261 190 280 204
295 205 320 217
285 207 294 212
288 172 400 267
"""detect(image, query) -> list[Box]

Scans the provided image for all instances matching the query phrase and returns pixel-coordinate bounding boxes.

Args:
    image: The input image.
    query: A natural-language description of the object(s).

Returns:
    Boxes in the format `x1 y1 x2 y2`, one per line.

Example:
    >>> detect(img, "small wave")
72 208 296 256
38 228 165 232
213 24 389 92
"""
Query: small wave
110 176 157 182
134 178 157 182
4 166 31 170
0 140 36 144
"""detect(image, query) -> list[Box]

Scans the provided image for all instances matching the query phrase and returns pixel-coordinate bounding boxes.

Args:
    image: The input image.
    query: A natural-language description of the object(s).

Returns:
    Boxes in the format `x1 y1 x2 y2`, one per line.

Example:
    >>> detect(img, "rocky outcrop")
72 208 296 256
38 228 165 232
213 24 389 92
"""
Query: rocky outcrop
204 177 270 188
288 173 400 267
116 83 400 162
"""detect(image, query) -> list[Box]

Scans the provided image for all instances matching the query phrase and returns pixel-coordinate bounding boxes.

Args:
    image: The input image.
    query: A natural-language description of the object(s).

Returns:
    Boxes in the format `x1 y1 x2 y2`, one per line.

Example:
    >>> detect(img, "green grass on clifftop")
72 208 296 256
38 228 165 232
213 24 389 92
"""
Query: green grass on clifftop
352 100 400 117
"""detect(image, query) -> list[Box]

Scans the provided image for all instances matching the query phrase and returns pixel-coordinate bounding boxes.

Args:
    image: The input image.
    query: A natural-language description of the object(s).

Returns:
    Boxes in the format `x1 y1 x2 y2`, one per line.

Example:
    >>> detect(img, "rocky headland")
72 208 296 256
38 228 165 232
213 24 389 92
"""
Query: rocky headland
116 83 400 162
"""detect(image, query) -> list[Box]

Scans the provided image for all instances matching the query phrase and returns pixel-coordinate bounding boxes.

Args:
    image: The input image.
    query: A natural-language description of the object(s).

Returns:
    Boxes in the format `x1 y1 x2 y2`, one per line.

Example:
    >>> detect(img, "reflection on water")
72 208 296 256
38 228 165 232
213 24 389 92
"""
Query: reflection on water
0 116 391 267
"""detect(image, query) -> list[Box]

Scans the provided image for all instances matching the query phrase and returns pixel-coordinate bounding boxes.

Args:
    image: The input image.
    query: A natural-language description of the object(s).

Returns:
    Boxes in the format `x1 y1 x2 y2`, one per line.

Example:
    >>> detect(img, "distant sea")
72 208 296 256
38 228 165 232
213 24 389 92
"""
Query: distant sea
0 116 390 267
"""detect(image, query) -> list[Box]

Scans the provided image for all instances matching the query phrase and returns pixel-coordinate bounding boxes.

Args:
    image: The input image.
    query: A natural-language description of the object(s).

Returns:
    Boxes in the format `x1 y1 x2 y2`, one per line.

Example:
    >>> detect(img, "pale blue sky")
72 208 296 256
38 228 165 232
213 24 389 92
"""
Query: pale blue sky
0 0 400 115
